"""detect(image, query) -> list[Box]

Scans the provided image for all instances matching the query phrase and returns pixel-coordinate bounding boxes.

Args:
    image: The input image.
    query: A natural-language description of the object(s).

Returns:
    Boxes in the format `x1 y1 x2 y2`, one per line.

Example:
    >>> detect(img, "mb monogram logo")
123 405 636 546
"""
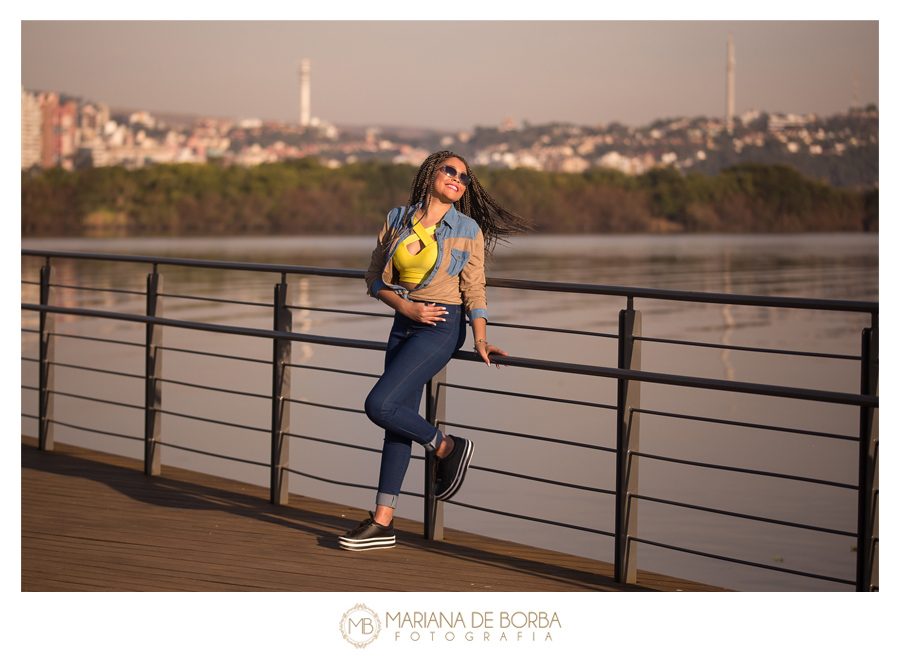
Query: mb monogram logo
339 604 382 648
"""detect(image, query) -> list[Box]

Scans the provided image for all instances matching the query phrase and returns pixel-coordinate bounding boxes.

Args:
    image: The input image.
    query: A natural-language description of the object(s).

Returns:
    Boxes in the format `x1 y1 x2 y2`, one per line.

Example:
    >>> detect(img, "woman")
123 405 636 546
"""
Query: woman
339 151 531 551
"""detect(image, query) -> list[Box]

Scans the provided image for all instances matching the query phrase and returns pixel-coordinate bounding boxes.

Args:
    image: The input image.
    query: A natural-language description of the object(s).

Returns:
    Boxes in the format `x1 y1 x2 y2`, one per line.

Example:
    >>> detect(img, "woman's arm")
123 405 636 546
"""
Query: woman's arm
471 317 508 368
457 228 487 321
377 289 448 325
458 228 506 367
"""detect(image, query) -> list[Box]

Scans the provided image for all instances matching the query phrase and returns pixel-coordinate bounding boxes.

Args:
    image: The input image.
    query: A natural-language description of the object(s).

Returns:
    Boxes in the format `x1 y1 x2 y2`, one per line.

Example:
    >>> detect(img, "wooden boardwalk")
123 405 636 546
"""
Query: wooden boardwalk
21 436 727 592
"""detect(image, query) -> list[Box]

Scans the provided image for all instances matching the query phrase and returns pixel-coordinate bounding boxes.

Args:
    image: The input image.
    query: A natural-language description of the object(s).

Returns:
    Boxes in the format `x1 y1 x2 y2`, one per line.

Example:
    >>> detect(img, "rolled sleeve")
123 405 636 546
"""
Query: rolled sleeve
365 215 393 298
370 278 388 299
458 228 488 322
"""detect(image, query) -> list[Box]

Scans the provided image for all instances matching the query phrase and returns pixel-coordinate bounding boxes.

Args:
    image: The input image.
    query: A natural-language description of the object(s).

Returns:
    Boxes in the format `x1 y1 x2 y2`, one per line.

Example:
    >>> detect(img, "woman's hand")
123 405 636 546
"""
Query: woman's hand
402 301 448 326
475 342 509 368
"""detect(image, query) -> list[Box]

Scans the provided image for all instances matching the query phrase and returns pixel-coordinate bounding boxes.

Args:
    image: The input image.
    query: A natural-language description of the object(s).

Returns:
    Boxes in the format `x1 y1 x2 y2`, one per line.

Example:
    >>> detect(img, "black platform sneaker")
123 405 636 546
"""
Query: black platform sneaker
434 435 474 501
339 512 396 551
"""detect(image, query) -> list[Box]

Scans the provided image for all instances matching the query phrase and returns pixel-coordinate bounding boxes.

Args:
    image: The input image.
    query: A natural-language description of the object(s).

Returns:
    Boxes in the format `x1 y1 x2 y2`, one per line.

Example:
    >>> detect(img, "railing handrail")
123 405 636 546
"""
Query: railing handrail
21 249 878 591
21 249 879 315
21 302 878 409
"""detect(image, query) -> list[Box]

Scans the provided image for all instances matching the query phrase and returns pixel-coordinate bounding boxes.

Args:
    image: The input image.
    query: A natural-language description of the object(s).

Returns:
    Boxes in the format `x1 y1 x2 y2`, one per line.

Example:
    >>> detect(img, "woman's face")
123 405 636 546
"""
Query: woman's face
431 157 469 204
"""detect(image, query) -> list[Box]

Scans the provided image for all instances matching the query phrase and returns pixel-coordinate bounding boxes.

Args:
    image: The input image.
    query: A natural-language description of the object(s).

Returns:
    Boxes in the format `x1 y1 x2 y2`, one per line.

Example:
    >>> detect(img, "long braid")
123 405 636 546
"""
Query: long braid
403 151 532 254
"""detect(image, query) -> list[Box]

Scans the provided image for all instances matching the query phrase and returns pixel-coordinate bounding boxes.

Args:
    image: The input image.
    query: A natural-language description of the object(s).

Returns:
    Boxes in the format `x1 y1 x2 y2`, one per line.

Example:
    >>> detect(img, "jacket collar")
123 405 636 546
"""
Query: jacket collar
441 204 459 228
411 201 459 228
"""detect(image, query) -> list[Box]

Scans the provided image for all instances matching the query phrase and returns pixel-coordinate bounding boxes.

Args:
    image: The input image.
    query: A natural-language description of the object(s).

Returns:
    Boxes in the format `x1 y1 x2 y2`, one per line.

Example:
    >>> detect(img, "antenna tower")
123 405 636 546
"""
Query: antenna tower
726 32 735 135
299 59 311 127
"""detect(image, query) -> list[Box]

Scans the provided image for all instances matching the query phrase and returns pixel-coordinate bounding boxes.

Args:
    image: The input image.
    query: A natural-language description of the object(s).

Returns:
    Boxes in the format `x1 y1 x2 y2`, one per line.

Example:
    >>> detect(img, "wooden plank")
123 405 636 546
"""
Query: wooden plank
21 436 728 592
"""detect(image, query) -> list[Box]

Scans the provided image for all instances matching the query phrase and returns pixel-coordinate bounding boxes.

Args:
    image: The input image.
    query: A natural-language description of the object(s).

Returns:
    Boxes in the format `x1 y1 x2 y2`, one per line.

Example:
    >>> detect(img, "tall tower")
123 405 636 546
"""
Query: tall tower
726 32 735 135
852 68 860 112
299 59 311 127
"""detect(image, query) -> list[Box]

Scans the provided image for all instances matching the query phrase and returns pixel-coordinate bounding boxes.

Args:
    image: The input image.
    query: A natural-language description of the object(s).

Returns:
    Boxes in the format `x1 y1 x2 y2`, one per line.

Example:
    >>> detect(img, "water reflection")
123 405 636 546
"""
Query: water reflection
21 233 877 592
720 249 736 381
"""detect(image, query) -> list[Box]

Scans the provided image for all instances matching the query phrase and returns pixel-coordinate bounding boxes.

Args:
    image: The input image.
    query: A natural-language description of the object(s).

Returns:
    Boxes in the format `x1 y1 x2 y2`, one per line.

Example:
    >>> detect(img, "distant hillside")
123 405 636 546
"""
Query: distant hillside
21 159 877 238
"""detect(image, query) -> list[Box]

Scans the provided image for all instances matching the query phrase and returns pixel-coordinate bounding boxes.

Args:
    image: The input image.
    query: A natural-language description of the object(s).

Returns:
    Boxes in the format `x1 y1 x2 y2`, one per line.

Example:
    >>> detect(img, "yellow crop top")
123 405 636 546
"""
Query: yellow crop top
392 220 439 285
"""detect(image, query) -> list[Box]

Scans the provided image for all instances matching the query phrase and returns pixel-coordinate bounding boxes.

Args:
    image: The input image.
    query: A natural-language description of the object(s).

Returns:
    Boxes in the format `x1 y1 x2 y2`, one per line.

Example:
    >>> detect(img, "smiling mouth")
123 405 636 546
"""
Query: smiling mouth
447 184 459 191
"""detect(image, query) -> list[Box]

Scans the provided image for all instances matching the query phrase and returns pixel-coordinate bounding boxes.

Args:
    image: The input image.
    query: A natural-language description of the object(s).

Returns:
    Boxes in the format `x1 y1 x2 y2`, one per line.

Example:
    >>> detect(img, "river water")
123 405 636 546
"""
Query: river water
20 233 878 592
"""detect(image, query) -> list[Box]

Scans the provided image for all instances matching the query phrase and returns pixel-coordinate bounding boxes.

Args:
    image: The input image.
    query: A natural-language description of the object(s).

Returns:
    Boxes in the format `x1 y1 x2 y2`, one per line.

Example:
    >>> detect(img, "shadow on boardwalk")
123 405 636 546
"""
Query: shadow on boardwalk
21 437 727 592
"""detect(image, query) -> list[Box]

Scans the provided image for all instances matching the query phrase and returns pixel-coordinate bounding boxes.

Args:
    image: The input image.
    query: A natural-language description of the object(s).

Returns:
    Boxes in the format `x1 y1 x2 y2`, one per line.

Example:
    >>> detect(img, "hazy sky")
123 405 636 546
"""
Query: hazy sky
20 20 878 132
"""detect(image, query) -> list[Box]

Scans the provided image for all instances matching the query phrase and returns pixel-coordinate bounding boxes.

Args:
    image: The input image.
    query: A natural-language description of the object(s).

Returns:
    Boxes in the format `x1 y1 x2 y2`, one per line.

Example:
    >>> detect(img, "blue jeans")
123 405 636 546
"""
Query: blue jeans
364 303 467 509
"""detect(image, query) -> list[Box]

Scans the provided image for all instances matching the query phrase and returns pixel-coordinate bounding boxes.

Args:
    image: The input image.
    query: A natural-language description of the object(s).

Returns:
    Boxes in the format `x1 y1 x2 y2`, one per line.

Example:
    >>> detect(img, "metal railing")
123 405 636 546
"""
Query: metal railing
20 248 879 591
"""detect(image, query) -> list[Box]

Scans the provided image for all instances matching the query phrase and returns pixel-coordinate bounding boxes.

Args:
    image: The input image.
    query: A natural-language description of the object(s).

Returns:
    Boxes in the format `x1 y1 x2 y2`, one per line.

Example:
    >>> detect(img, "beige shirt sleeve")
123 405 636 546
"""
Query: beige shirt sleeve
365 216 395 298
458 228 488 320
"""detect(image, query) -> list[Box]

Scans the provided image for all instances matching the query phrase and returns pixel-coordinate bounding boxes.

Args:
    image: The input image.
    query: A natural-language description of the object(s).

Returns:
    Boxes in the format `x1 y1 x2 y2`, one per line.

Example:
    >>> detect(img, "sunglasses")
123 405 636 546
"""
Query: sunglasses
438 165 471 187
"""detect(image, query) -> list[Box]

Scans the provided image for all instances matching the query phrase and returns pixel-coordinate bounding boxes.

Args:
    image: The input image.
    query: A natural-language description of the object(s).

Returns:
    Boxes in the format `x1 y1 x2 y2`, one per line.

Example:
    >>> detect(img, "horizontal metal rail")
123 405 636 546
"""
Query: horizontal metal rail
158 440 269 468
50 283 146 296
287 430 615 497
636 335 860 361
49 389 145 411
48 359 144 380
442 420 617 453
486 276 878 315
632 451 858 490
443 382 617 410
22 327 39 333
631 536 855 586
287 304 391 318
287 363 380 379
22 249 366 278
22 249 878 315
486 321 618 339
286 431 390 457
284 465 424 499
483 354 878 408
160 291 272 308
157 409 270 434
158 345 270 365
635 407 859 442
448 499 616 537
158 377 271 400
22 385 39 391
285 303 619 339
50 332 145 348
285 432 428 468
632 493 856 537
471 463 616 495
285 398 366 415
22 280 39 285
20 303 878 408
49 419 142 442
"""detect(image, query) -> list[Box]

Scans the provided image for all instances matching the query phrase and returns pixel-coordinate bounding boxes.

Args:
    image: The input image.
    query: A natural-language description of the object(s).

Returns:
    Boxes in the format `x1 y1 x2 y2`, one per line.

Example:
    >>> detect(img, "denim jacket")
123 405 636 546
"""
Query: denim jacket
365 203 488 322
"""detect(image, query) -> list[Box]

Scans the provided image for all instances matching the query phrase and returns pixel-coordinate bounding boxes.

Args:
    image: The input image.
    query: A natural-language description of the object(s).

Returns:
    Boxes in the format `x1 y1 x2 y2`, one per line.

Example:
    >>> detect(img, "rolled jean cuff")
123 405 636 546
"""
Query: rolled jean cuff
423 428 444 453
376 492 398 509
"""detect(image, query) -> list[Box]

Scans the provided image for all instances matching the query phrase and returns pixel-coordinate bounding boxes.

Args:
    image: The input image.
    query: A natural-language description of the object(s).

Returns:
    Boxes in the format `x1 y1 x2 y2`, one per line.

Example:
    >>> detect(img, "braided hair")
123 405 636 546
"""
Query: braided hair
402 151 532 255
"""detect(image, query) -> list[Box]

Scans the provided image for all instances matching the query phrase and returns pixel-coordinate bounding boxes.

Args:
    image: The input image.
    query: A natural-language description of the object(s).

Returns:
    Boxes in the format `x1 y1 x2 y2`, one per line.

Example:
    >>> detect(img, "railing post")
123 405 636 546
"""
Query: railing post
856 325 878 591
424 365 447 540
38 264 55 451
271 278 292 506
144 270 163 476
615 300 642 584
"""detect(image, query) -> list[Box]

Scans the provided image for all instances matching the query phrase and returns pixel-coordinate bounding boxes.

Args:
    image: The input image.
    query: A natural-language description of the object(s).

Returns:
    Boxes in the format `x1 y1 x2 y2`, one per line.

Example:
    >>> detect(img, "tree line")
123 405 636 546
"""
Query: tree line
21 159 877 238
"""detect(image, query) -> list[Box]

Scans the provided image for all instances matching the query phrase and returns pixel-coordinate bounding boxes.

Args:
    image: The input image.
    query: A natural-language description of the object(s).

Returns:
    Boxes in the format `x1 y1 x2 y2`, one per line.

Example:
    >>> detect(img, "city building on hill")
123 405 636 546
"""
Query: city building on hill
80 102 110 141
18 85 876 188
38 92 58 169
29 91 81 170
129 110 157 129
768 113 816 132
21 87 41 169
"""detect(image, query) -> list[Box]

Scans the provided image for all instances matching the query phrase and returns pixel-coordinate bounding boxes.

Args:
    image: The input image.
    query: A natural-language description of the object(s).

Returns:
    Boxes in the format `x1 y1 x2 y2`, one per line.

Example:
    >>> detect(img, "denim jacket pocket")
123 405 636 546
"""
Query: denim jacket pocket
446 248 471 277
